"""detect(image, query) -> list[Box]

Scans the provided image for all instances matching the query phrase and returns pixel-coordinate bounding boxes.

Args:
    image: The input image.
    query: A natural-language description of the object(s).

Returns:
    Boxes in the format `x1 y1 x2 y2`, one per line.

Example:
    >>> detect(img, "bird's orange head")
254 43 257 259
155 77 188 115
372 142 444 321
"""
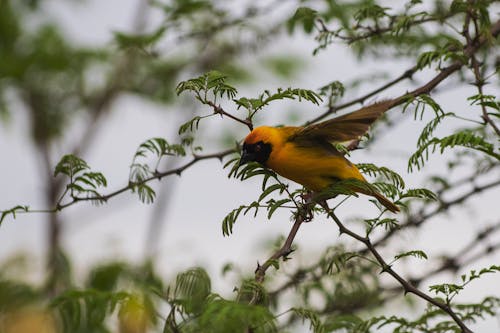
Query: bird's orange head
240 126 279 166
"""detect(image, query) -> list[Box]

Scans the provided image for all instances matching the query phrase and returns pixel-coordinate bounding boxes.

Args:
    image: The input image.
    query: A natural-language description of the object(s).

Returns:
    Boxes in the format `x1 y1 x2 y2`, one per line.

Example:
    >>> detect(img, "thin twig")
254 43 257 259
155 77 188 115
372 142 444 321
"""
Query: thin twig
254 214 304 284
207 101 253 131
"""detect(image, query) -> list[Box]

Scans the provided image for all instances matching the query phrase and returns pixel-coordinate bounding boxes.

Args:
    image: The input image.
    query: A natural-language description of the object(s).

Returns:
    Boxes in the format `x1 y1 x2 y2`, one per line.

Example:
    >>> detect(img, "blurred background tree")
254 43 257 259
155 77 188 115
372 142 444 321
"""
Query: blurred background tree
0 0 499 332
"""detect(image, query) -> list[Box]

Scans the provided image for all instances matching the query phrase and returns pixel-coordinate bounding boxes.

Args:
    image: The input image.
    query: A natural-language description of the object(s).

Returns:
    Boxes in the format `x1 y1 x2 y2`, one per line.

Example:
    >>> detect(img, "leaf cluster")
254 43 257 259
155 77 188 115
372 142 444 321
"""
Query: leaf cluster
404 94 500 172
177 70 322 133
129 137 197 204
54 154 108 205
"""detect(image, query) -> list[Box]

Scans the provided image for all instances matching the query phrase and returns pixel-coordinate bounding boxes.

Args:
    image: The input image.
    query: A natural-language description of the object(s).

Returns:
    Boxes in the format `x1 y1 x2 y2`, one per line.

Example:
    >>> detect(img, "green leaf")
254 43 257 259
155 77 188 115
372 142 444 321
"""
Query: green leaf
357 163 405 189
176 70 237 101
178 116 203 134
114 26 166 49
173 268 211 315
429 283 463 297
291 307 325 333
54 155 107 202
54 154 90 178
258 183 285 202
400 188 437 201
234 87 322 117
0 205 29 225
266 198 291 219
197 299 276 333
288 7 318 34
222 205 245 236
394 250 428 261
131 183 156 204
365 217 399 232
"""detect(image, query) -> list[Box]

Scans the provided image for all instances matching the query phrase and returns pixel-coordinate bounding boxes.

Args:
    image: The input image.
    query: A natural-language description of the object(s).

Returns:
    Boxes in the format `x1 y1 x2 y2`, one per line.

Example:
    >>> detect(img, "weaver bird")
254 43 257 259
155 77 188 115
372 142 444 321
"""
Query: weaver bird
239 101 399 213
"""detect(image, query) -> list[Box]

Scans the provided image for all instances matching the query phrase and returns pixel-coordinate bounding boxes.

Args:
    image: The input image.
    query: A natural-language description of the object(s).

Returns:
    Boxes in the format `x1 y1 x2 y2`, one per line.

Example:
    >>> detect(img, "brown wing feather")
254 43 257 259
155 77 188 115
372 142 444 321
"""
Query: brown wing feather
290 100 393 143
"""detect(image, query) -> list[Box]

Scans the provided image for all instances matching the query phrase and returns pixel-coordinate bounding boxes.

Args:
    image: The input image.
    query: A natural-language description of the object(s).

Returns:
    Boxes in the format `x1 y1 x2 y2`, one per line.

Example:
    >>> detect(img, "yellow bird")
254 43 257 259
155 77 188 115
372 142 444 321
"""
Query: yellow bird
239 101 399 213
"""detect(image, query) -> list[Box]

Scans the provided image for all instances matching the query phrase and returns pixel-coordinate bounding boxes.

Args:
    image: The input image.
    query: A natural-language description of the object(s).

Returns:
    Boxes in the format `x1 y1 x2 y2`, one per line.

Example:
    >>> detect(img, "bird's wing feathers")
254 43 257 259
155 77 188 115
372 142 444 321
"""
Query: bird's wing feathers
289 100 393 144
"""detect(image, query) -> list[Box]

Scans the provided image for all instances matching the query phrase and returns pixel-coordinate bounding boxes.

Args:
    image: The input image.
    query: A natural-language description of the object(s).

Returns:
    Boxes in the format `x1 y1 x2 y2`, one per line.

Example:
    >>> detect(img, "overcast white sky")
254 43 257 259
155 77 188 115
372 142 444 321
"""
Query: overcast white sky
0 0 499 331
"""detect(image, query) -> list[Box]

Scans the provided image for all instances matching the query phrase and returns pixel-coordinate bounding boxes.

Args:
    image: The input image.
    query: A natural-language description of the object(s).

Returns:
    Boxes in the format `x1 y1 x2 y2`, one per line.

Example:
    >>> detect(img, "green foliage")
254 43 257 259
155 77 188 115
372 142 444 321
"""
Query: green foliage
234 87 322 118
177 70 322 134
288 7 319 34
222 160 296 236
173 267 211 315
365 217 399 234
195 299 277 333
408 129 499 172
114 26 167 50
318 80 345 107
51 289 128 333
54 154 107 204
357 163 405 189
291 308 325 333
0 205 29 225
430 265 500 303
0 279 40 312
399 188 437 201
416 48 467 70
393 250 428 262
176 70 237 103
129 137 195 204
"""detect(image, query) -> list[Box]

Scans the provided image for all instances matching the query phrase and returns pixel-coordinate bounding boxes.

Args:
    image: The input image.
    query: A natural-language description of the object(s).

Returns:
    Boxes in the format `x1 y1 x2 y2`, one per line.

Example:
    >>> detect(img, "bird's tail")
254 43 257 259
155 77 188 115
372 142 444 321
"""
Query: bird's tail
371 191 400 213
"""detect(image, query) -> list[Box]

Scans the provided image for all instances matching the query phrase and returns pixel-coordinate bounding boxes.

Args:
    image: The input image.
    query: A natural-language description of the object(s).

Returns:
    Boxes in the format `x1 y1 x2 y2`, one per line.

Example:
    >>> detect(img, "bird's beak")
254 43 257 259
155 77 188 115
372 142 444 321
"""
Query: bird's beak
238 150 254 167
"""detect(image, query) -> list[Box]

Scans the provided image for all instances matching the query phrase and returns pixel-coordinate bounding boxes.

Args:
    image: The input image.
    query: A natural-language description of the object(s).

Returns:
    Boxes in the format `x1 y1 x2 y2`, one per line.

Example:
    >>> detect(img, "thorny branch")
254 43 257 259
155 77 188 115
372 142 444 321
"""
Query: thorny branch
0 149 236 217
254 214 305 284
323 204 473 333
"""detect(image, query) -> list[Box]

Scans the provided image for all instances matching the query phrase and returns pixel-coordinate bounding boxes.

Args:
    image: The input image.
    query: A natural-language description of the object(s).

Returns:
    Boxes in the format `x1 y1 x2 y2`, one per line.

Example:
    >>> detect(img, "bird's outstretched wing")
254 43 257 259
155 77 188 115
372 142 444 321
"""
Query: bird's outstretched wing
289 100 393 145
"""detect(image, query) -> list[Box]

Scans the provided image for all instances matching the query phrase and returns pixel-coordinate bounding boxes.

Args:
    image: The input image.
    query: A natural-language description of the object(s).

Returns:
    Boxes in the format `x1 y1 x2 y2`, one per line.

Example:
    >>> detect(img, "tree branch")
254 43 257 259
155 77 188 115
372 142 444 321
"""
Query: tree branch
0 149 236 218
254 214 304 284
323 204 473 333
207 101 253 131
309 19 500 126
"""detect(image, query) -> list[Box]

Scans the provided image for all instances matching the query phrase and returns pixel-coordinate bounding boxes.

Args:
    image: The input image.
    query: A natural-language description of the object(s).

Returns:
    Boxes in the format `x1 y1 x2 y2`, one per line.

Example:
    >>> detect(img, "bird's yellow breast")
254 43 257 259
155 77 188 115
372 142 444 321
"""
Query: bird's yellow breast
266 141 365 192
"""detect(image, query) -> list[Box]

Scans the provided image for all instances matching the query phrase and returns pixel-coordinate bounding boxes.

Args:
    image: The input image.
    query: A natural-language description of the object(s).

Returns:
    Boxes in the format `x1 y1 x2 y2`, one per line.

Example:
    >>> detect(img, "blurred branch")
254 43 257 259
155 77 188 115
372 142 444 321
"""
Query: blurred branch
400 221 500 290
316 12 457 45
323 205 473 333
309 19 500 125
463 7 500 136
369 176 500 252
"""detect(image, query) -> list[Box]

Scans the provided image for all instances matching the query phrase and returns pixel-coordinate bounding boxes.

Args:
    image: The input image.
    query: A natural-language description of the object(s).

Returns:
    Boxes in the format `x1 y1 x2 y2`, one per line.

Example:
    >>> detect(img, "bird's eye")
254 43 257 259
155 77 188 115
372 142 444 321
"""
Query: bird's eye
254 143 262 152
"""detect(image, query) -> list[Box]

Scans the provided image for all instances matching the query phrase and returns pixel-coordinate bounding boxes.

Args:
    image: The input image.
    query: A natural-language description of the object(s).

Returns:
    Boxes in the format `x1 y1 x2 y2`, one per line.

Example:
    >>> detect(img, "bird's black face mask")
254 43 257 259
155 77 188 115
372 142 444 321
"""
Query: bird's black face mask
239 141 272 166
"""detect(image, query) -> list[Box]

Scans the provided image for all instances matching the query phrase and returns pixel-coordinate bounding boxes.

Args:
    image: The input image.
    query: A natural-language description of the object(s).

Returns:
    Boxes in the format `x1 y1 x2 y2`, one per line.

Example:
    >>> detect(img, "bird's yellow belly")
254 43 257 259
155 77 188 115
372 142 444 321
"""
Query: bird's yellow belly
267 144 365 191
